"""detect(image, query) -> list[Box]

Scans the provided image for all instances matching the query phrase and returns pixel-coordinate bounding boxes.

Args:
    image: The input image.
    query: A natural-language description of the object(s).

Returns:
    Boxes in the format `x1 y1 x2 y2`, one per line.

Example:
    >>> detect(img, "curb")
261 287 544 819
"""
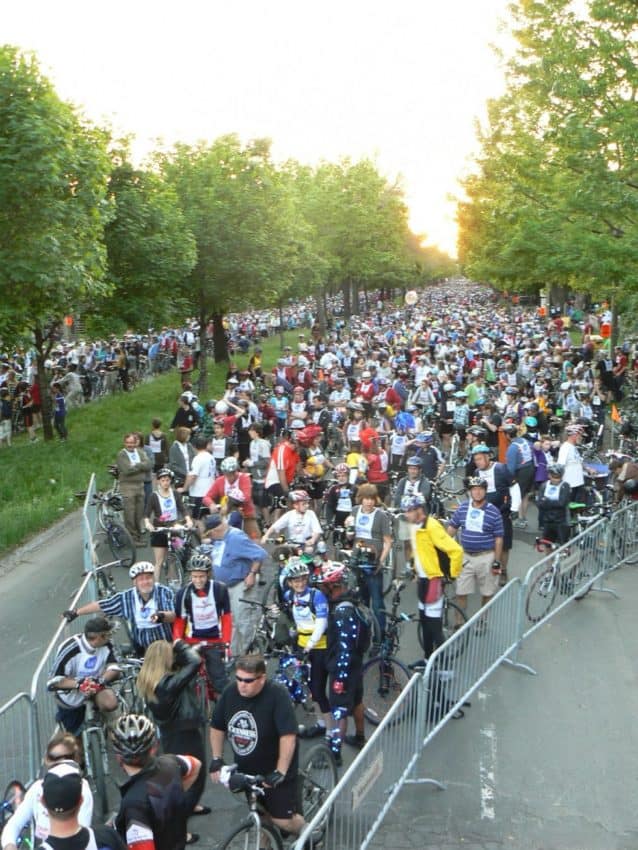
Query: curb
0 509 82 580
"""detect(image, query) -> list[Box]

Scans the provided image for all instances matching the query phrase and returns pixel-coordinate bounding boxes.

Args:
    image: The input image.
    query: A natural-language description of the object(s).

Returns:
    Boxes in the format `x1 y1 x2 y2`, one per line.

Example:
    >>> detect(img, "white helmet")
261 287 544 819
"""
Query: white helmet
129 561 155 580
215 401 228 415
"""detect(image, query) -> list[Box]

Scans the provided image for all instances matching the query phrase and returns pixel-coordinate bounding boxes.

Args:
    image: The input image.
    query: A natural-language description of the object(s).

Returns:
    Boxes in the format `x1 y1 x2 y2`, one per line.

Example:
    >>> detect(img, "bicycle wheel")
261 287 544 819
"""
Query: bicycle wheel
161 551 184 590
438 469 465 495
217 818 283 850
245 630 270 657
106 523 136 568
300 743 338 822
1 780 26 827
362 656 411 725
86 731 109 818
525 568 558 623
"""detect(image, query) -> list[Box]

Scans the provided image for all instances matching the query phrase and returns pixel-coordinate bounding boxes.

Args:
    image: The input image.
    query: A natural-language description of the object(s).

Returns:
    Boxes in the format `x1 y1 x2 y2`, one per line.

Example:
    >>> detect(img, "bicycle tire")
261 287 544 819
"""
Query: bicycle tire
300 743 338 823
106 523 136 568
362 656 411 725
525 568 558 623
161 550 184 590
217 818 283 850
1 781 26 828
438 470 465 495
245 631 270 657
86 731 109 818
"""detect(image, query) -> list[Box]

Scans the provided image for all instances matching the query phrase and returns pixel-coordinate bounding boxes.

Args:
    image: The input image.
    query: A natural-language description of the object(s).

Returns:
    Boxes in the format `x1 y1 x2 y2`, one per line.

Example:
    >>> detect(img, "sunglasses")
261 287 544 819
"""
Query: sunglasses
47 751 73 762
235 674 262 684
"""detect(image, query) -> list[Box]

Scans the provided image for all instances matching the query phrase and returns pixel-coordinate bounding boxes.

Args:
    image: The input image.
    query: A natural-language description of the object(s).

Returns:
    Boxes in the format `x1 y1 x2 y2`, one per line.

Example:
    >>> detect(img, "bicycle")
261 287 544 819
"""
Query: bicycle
150 525 198 590
193 641 231 720
524 537 593 623
91 491 136 568
361 579 413 725
86 560 123 600
271 649 314 714
1 780 32 850
241 598 283 657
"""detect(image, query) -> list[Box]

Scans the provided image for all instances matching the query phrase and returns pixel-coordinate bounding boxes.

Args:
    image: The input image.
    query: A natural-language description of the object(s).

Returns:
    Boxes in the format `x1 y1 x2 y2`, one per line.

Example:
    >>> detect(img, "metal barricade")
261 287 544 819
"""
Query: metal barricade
517 516 617 645
29 572 96 758
0 692 37 791
294 673 427 850
82 473 99 577
603 500 638 571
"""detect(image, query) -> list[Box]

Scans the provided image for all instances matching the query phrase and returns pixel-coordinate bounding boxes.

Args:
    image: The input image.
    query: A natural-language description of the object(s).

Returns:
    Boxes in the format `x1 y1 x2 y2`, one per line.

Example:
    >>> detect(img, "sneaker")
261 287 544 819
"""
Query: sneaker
408 658 427 671
513 518 528 529
343 733 366 749
298 722 326 739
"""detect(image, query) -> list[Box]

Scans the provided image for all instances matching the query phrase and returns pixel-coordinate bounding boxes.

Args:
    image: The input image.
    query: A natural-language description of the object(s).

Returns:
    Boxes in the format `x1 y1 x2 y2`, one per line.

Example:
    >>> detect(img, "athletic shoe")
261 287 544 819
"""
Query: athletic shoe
408 658 427 671
298 722 326 739
343 734 366 749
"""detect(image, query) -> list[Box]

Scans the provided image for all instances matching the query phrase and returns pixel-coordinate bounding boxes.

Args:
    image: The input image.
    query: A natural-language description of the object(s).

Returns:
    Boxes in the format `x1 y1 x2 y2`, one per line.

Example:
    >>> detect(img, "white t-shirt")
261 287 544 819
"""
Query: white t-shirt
270 509 321 543
189 451 217 497
557 440 585 488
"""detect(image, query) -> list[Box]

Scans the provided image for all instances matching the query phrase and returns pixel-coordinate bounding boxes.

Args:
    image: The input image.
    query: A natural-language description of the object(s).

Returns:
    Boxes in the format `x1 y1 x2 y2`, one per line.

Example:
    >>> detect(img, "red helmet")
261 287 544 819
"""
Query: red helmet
319 561 348 585
289 489 310 503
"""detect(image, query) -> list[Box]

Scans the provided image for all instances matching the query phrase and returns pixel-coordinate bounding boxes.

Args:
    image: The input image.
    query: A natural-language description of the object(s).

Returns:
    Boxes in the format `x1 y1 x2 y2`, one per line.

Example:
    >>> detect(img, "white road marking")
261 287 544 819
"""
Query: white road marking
479 722 497 820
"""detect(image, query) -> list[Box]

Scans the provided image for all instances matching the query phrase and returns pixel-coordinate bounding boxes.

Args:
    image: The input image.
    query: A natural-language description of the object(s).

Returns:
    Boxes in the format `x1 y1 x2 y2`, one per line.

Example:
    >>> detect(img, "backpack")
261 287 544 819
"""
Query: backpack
338 599 372 654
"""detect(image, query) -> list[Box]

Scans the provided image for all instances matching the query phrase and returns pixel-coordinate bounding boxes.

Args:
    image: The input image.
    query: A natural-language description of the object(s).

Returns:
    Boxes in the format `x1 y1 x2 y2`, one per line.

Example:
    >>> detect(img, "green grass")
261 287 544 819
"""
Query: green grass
0 332 298 556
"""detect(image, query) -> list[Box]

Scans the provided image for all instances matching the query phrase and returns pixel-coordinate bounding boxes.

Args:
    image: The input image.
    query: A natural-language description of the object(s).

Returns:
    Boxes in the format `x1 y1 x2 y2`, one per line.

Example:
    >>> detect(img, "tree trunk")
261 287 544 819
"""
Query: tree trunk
279 302 285 351
197 295 208 394
363 287 369 312
34 325 54 442
351 279 360 315
211 311 228 363
341 279 351 318
315 291 327 337
610 291 619 353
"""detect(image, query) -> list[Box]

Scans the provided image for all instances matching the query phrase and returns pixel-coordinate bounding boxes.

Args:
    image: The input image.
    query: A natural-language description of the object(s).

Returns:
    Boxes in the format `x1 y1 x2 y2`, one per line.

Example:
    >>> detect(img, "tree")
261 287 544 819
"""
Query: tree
160 135 307 382
87 154 197 336
0 46 112 439
457 0 638 326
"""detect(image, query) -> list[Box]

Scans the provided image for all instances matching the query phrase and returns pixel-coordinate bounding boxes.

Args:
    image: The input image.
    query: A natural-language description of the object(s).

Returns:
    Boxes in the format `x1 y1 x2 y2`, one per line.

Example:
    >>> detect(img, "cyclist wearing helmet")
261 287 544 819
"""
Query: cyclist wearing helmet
282 560 331 740
502 424 535 530
557 423 587 500
448 477 504 623
469 444 514 584
405 431 444 481
317 562 366 764
172 553 232 696
202 455 259 539
113 714 201 850
324 463 357 528
263 430 301 521
350 484 392 637
64 562 175 656
393 456 432 513
47 616 121 735
403 494 464 670
144 468 193 580
260 490 322 548
536 464 571 545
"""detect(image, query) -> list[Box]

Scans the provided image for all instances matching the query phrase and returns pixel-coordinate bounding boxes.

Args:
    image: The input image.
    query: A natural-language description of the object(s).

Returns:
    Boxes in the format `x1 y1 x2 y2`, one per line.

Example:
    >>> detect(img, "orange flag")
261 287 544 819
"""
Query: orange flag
611 403 622 424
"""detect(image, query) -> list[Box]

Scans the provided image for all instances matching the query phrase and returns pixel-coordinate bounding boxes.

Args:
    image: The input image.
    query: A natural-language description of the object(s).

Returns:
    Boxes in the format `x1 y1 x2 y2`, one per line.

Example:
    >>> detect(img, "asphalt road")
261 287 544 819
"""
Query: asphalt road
2 506 636 849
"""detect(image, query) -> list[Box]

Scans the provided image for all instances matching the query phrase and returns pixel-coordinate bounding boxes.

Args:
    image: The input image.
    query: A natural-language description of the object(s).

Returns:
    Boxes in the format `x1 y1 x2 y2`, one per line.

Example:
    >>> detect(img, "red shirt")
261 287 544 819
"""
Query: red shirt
202 472 255 517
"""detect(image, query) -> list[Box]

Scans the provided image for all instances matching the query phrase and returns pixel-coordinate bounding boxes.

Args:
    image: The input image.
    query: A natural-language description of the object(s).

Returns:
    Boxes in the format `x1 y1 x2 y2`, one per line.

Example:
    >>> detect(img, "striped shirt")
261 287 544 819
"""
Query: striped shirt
449 500 504 553
99 585 174 651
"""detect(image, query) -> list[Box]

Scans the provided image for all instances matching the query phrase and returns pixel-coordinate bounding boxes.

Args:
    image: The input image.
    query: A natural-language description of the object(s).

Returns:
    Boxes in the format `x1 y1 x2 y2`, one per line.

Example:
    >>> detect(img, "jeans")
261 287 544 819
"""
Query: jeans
360 570 386 636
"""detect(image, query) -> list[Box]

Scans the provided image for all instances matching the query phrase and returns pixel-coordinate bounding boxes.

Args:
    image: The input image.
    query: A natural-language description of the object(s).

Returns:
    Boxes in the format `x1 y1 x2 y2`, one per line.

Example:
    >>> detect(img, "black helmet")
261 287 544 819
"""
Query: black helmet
111 714 156 759
466 476 488 489
624 479 638 494
156 467 174 480
547 463 564 477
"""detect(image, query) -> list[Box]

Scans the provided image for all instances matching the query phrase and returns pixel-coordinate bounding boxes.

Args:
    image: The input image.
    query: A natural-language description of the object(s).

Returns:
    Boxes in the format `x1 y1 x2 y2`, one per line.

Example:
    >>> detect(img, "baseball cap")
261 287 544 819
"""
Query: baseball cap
42 762 83 813
204 514 224 530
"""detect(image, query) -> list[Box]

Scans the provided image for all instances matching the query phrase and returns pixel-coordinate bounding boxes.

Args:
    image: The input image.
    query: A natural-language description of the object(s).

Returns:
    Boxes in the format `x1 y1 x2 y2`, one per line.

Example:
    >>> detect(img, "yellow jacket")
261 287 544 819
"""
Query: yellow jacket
413 516 464 579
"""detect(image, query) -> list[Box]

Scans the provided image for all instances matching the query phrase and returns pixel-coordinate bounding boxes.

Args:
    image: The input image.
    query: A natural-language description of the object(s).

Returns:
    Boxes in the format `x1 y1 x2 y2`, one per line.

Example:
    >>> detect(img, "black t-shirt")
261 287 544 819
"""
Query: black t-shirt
43 827 126 850
211 680 298 778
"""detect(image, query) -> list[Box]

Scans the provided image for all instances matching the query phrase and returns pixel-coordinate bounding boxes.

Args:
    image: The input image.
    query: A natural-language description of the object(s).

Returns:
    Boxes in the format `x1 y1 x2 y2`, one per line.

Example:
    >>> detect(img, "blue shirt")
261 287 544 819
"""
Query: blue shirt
449 500 504 553
201 527 267 586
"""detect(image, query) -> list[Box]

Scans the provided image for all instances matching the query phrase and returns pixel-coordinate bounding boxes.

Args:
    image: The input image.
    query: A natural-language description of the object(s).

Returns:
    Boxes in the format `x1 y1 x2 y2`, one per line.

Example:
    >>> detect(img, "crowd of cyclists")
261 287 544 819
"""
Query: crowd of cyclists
4 278 638 850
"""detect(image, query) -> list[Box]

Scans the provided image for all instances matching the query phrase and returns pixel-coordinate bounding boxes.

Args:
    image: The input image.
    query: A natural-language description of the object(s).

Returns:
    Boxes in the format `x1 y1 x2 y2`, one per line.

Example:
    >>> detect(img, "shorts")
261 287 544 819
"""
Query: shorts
328 665 363 713
0 420 10 439
456 551 499 597
266 483 287 509
56 703 86 735
150 530 169 548
252 482 270 508
502 515 513 551
263 775 302 820
516 464 535 498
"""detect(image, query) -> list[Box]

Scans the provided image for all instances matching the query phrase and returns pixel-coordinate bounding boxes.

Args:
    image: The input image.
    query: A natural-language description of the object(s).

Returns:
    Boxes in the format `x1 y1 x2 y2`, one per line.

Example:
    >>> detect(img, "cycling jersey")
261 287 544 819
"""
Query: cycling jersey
283 586 328 649
48 634 119 708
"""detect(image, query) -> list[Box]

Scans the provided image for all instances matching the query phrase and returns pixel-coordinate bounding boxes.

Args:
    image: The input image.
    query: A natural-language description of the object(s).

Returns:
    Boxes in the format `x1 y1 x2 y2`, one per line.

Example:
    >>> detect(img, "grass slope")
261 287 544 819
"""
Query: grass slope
0 333 297 556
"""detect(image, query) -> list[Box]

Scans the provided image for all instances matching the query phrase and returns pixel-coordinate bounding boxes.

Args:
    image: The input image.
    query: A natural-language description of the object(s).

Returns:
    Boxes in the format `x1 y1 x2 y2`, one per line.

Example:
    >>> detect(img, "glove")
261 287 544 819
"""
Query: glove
332 680 345 694
208 757 225 774
79 678 104 695
491 560 502 575
265 770 285 788
151 612 165 623
63 609 78 622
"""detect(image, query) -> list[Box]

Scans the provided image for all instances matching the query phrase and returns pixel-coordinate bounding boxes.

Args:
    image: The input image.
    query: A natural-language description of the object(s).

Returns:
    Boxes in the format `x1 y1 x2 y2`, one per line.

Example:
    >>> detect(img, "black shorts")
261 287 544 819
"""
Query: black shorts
150 530 169 547
263 775 302 820
329 665 363 713
56 703 86 735
516 464 535 498
502 515 513 551
252 483 270 508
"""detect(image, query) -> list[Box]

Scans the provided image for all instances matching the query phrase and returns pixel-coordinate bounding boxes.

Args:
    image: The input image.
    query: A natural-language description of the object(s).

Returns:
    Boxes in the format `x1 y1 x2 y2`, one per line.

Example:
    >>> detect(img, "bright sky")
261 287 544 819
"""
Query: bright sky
3 0 513 258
